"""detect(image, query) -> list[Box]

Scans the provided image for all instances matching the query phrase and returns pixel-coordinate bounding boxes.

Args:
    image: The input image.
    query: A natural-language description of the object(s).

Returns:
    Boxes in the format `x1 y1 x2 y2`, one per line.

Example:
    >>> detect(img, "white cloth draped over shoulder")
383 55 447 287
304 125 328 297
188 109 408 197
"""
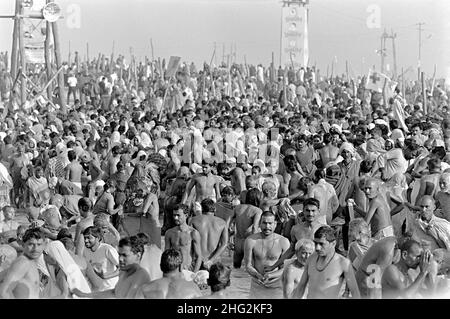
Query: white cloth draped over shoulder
45 240 91 295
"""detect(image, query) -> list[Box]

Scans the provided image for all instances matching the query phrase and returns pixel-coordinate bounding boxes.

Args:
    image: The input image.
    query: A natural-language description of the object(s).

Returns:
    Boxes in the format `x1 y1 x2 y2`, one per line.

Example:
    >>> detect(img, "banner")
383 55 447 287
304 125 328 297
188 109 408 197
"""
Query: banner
24 44 45 64
165 56 181 78
281 3 309 68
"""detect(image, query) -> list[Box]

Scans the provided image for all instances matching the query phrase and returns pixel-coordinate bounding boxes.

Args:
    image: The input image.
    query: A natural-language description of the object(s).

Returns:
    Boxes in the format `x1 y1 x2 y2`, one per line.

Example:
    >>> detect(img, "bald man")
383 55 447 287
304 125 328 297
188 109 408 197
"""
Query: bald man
351 178 393 239
436 173 450 221
405 195 450 251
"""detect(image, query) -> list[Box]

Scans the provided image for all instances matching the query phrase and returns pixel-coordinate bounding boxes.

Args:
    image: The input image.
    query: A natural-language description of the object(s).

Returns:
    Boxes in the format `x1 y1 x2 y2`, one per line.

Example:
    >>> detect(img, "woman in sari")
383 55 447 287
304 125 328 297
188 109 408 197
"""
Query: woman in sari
42 240 91 298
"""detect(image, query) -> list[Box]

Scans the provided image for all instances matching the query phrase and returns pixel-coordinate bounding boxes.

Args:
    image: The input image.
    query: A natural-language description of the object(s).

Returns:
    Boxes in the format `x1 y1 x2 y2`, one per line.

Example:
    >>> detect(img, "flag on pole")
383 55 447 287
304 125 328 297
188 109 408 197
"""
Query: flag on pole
365 69 388 92
165 56 181 78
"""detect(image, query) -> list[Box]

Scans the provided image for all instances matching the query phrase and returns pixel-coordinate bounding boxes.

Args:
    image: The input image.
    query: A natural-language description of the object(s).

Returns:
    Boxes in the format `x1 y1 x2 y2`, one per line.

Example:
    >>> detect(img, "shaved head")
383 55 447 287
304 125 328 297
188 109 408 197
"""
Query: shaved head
418 195 435 222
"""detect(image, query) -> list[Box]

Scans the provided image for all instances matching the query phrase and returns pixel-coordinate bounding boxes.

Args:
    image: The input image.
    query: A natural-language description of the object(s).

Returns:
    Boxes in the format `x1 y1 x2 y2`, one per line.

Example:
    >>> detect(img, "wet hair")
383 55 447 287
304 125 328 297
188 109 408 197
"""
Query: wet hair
67 150 76 161
314 169 325 181
173 204 190 215
104 179 116 191
431 146 446 160
298 177 312 194
160 248 183 273
136 232 151 246
22 228 45 243
399 238 420 254
201 198 216 214
303 198 320 209
245 188 263 207
78 197 92 212
359 159 374 174
314 226 336 242
119 236 144 256
323 133 332 144
82 226 103 240
56 228 73 241
283 155 297 166
208 262 231 292
261 211 276 220
220 186 235 197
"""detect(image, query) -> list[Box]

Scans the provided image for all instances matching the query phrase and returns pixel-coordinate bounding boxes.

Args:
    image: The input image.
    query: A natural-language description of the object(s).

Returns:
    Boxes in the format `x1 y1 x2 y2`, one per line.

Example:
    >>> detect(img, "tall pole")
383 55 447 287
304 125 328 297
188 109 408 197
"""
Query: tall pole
417 22 425 82
52 11 67 112
10 0 21 80
86 42 89 63
401 67 405 98
44 4 53 100
391 30 398 80
271 51 275 82
68 40 71 65
345 60 349 81
380 29 388 73
18 1 26 108
150 38 154 61
213 42 217 67
222 43 225 67
421 71 426 115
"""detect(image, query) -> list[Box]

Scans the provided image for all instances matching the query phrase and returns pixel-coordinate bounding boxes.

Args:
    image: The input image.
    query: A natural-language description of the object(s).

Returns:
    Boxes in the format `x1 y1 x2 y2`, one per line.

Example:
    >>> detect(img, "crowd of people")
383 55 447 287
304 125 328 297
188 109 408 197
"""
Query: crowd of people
0 52 449 299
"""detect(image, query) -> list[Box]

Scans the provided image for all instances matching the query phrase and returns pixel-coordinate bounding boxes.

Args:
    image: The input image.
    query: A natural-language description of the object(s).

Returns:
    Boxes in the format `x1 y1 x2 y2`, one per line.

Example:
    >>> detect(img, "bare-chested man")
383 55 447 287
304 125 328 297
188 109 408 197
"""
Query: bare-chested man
351 178 393 239
318 133 339 167
65 150 83 191
282 238 314 298
244 211 290 299
74 197 94 256
231 188 263 268
0 228 44 298
72 236 151 299
436 172 450 221
293 226 360 299
182 161 221 214
215 186 236 228
381 238 432 299
165 204 202 272
415 157 442 205
267 198 325 271
189 199 228 270
354 236 399 298
137 248 202 299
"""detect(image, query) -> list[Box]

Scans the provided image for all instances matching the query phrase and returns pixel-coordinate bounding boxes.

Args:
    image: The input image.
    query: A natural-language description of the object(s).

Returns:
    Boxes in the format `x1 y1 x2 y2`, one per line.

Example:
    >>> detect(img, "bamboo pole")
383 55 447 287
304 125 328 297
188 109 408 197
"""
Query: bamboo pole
18 4 26 108
422 72 427 115
10 0 20 80
86 42 89 63
150 38 154 61
51 13 67 112
44 6 53 100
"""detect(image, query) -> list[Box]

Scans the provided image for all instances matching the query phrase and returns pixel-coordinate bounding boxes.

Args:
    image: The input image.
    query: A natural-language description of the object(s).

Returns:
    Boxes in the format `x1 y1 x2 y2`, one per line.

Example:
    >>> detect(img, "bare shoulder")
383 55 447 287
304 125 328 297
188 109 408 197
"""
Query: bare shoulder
165 227 177 237
190 226 200 237
337 253 351 268
274 233 290 245
213 215 227 227
245 233 260 243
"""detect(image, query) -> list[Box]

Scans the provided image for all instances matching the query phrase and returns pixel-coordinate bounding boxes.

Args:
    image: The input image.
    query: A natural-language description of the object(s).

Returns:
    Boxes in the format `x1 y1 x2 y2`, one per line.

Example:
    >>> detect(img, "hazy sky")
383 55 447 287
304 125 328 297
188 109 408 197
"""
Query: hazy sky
1 0 449 80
